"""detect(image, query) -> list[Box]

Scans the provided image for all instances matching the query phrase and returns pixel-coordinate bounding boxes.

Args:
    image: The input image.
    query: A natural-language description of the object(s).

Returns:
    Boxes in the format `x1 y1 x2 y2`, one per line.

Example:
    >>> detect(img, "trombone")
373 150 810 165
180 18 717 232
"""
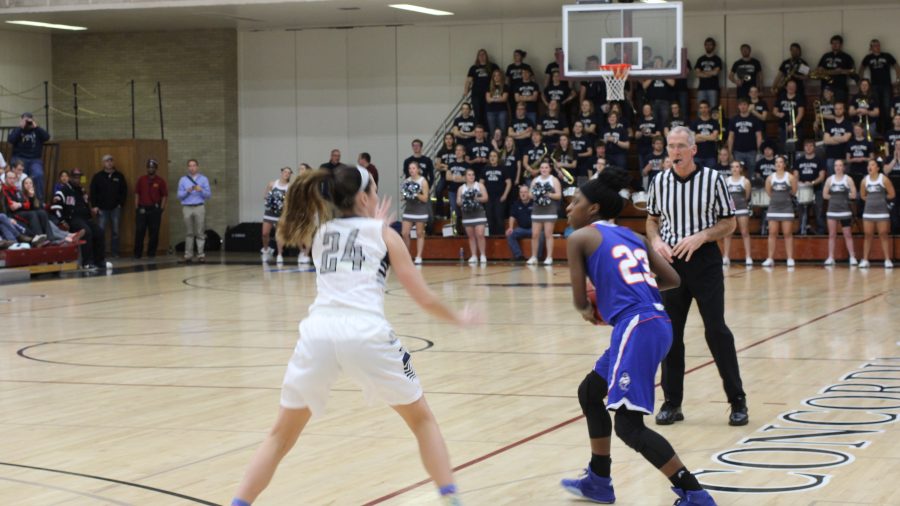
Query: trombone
858 98 872 142
787 102 798 145
717 104 724 142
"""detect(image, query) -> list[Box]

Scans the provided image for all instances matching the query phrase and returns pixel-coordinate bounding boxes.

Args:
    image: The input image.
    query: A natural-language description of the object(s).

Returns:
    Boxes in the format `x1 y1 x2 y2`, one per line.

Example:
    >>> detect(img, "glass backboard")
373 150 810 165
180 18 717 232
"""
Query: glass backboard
562 2 683 78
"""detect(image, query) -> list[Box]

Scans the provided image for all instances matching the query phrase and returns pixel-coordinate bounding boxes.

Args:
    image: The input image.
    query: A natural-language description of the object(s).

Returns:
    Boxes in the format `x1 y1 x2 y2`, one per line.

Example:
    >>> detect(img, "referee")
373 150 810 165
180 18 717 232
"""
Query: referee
646 126 748 427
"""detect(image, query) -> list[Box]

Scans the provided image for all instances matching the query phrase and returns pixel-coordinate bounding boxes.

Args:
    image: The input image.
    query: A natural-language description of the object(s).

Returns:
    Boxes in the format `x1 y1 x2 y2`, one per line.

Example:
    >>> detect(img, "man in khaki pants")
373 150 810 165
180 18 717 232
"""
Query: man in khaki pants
176 159 211 262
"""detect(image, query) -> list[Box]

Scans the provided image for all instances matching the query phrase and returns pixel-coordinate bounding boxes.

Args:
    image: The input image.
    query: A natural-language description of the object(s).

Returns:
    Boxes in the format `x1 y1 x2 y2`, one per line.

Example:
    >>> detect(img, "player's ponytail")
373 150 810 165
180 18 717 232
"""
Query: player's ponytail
578 165 631 220
277 164 373 247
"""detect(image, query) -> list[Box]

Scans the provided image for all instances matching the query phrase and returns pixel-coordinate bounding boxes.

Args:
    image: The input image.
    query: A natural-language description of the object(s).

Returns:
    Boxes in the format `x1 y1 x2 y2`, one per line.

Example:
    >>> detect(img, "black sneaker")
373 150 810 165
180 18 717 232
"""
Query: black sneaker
729 397 749 426
655 401 684 425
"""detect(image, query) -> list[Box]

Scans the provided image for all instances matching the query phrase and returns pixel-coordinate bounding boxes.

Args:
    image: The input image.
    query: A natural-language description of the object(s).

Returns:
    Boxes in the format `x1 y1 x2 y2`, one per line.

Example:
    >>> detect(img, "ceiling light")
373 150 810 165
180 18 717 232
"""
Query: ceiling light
389 4 453 16
6 20 87 31
641 0 668 3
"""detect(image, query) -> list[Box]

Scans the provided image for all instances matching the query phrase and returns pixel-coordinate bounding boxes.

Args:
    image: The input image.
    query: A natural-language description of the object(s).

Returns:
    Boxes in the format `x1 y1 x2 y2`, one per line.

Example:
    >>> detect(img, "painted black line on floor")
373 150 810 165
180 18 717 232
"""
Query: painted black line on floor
0 461 219 505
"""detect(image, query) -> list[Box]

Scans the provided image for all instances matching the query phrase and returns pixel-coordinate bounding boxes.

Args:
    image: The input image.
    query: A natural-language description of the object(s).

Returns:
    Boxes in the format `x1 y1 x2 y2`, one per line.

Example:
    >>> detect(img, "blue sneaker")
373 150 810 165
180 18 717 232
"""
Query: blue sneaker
672 487 717 505
560 467 615 503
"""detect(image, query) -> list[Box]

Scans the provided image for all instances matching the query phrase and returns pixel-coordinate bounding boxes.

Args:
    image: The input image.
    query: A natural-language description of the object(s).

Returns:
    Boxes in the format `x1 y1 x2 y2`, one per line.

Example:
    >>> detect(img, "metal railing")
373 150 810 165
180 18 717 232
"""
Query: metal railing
423 92 469 201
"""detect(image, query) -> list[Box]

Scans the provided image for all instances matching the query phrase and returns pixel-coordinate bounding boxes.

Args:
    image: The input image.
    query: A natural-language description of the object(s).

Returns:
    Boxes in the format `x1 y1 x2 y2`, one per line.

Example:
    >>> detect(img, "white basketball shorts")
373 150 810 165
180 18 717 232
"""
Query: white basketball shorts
280 308 423 417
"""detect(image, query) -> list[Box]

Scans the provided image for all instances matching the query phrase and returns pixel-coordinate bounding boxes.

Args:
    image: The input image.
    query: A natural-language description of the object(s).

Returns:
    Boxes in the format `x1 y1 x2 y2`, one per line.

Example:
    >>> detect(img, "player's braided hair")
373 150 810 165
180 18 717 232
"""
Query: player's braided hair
277 164 372 247
578 166 631 220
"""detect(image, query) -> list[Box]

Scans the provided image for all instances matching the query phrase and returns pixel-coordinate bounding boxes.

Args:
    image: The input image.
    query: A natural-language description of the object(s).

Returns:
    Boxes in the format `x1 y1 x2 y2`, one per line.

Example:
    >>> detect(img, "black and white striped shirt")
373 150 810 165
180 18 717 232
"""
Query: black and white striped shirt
647 165 735 247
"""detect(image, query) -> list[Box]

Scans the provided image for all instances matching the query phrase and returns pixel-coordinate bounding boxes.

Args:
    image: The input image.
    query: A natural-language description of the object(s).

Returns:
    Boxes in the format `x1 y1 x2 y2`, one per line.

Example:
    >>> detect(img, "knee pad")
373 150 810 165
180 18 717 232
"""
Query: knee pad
614 409 645 450
614 409 675 469
578 371 612 438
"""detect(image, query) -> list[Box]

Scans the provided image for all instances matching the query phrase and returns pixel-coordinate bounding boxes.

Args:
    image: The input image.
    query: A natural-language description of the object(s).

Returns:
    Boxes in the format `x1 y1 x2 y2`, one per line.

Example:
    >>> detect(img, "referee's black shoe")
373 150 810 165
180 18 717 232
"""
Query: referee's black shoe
729 397 749 426
655 401 684 425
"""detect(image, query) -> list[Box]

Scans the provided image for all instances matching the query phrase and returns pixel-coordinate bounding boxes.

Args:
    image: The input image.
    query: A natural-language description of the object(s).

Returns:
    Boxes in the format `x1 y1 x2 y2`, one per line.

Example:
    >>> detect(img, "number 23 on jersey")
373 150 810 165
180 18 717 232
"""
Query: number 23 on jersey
612 245 657 287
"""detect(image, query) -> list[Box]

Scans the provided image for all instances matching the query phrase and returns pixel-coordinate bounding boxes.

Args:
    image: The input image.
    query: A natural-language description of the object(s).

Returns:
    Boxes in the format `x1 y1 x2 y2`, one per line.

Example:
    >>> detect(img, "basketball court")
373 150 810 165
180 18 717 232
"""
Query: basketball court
0 259 897 505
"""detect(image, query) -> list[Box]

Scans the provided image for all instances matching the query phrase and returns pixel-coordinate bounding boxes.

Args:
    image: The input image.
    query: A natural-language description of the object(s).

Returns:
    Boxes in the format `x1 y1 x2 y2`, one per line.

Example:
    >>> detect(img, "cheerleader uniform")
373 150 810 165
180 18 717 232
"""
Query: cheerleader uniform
727 176 750 216
263 180 289 223
459 182 487 226
531 175 559 223
862 174 890 222
766 173 795 221
401 177 430 223
826 175 852 225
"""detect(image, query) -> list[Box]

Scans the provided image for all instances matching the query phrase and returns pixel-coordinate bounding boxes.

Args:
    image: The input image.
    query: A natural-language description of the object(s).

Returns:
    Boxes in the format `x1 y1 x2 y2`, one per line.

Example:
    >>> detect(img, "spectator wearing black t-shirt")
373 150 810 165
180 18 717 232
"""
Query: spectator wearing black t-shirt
635 103 661 173
543 69 576 123
538 100 568 150
823 102 853 175
695 38 723 110
521 130 548 184
505 49 532 101
849 79 880 138
773 43 809 100
507 103 534 156
465 126 491 175
714 147 732 177
452 103 477 146
403 138 435 185
569 121 594 182
446 144 470 221
576 99 599 138
793 139 827 235
544 48 562 88
643 56 675 127
747 85 768 123
641 137 666 190
434 133 456 216
579 55 608 119
727 98 764 172
816 35 855 102
600 111 630 170
465 49 499 127
482 150 512 236
692 101 719 170
664 102 687 139
886 115 900 148
729 44 763 98
859 39 898 130
755 145 777 236
846 123 874 181
485 69 510 138
514 68 541 124
772 80 805 153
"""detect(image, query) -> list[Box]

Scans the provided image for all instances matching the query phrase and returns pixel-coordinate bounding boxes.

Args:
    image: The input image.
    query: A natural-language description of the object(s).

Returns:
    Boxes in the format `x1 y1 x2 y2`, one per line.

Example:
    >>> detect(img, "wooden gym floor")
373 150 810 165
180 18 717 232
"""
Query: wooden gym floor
0 257 898 505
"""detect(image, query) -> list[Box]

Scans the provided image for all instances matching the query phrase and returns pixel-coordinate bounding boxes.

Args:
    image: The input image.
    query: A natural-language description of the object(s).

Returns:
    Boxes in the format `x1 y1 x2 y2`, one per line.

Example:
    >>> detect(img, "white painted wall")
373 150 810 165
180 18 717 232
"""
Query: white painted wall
0 29 52 128
238 6 900 222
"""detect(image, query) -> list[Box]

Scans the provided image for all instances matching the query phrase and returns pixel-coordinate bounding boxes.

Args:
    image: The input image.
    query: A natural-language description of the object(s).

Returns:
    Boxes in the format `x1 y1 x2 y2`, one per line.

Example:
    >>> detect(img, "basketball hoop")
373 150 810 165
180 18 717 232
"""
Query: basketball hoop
600 64 631 101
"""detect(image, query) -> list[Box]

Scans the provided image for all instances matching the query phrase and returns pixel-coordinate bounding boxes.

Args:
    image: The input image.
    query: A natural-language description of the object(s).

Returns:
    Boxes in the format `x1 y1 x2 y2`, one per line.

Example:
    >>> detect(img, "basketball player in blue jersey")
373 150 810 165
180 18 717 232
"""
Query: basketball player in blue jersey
560 167 717 506
230 165 480 506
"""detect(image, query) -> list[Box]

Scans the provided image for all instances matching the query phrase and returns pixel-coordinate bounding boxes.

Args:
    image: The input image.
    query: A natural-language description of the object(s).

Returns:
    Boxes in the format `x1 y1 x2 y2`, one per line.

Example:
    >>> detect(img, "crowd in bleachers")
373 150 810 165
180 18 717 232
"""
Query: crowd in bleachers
393 35 900 265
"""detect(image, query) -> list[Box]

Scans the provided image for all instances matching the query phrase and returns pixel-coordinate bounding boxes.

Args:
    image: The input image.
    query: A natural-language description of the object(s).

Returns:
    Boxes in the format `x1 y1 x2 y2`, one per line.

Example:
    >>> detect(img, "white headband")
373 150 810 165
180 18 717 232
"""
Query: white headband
357 166 370 193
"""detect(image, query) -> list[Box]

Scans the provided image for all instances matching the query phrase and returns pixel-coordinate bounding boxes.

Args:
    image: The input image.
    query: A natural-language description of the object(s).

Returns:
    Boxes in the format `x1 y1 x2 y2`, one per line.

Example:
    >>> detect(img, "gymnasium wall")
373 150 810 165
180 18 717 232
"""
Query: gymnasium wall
0 29 52 127
51 29 239 240
238 4 900 223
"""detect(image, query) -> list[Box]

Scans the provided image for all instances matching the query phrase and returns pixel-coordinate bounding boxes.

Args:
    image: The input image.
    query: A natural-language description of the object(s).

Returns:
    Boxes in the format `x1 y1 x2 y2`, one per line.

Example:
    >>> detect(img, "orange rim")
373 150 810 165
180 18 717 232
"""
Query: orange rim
600 63 631 79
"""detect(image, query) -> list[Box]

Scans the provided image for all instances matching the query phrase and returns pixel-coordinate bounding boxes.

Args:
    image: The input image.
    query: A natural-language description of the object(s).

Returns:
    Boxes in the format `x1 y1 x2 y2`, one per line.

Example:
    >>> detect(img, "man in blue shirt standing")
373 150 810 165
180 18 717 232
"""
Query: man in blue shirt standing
177 159 211 263
7 112 50 200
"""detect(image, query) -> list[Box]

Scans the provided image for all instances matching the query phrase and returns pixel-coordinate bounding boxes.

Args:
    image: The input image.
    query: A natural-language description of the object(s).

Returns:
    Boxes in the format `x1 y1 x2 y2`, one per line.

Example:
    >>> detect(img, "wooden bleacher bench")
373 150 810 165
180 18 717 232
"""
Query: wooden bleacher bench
0 242 80 274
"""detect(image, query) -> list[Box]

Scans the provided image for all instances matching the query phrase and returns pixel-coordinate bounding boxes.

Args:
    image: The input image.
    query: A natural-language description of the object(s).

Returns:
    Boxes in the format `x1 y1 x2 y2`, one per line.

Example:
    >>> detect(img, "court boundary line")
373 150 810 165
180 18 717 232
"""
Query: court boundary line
360 292 884 505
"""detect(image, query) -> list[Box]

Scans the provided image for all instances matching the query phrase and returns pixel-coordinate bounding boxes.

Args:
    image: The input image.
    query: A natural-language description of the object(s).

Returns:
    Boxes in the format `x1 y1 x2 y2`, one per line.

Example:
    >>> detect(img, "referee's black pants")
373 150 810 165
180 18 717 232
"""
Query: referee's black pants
660 242 745 406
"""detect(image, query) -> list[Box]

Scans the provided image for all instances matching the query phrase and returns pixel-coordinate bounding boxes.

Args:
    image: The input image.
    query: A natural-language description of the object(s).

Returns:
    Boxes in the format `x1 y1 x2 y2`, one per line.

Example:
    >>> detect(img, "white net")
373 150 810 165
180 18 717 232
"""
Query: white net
600 65 630 101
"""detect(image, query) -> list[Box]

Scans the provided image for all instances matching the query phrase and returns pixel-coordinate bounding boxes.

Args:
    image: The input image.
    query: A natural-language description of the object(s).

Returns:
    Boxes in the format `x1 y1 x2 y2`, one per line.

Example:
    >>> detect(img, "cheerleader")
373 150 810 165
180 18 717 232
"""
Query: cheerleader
261 167 293 264
722 161 753 266
859 159 896 268
822 159 858 266
527 161 562 265
762 156 798 267
231 165 480 506
561 167 716 506
401 161 431 265
456 168 489 263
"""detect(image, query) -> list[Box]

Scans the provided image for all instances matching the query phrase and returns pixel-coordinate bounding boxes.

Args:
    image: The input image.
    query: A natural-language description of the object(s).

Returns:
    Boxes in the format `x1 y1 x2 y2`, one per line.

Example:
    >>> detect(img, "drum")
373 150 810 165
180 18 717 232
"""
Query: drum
751 188 770 208
797 186 815 205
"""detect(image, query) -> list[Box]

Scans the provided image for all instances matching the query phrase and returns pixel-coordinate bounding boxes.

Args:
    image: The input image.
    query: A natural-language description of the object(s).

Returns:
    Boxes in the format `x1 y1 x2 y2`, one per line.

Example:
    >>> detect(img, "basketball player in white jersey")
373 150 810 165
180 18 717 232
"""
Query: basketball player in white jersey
230 165 480 506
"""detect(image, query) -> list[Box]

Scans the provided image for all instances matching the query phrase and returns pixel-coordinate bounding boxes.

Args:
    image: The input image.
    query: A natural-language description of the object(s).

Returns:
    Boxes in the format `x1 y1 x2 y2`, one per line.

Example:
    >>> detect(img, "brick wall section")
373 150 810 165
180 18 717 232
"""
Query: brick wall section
50 29 239 243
